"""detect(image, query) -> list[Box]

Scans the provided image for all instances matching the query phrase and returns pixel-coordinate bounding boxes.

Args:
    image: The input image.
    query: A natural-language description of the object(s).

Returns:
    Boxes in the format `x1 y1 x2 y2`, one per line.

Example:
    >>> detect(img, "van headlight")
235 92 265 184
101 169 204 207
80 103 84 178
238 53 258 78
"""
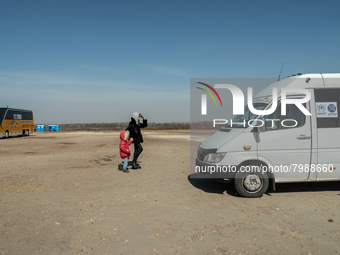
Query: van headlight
203 153 226 163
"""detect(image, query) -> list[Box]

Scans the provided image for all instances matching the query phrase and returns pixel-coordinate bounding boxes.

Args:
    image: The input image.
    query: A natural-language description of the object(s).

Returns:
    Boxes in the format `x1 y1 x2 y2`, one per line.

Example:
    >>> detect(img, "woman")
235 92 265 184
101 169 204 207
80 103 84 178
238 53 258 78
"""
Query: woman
125 112 147 169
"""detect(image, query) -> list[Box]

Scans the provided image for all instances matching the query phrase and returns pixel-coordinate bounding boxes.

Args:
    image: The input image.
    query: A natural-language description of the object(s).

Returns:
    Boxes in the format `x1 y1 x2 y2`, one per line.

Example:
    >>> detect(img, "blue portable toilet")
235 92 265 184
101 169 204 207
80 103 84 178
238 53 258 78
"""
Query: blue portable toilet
37 125 45 132
48 125 60 132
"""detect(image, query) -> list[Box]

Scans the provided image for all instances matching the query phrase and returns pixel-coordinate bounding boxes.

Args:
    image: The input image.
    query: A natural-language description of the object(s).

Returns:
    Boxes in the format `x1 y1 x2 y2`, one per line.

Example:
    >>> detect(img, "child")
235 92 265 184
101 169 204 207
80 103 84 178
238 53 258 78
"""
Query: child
118 130 134 173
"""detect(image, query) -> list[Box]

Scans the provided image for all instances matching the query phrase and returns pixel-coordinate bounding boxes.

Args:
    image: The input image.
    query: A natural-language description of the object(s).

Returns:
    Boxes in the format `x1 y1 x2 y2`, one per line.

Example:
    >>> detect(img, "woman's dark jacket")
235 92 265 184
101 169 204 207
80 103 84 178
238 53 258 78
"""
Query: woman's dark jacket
126 118 147 143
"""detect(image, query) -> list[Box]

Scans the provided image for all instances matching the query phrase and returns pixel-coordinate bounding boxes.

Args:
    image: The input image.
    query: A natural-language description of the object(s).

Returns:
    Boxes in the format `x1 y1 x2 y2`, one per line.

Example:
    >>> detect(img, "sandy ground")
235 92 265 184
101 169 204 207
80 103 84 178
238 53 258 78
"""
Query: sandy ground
0 130 339 255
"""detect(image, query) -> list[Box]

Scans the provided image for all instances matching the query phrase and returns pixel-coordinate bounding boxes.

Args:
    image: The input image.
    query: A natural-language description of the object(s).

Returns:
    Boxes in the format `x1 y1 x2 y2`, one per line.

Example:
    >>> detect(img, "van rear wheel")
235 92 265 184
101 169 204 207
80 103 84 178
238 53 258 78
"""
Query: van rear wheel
233 168 269 198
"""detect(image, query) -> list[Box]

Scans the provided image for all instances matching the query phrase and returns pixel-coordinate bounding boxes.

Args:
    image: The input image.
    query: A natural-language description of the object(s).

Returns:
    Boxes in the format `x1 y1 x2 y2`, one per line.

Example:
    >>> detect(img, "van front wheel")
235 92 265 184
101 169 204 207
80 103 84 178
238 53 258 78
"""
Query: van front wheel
233 168 269 198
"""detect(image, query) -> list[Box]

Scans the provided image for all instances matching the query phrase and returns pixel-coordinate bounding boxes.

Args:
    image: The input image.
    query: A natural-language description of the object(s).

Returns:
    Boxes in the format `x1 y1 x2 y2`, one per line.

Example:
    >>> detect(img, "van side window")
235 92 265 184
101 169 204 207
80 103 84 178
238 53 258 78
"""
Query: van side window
265 102 306 131
315 88 340 128
265 105 280 131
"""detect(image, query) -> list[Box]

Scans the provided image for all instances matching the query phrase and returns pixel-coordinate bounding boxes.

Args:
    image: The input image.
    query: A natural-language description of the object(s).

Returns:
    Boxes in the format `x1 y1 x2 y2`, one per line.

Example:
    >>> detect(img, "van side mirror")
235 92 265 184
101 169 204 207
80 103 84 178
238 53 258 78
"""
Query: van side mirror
258 123 266 133
258 117 266 133
251 118 266 133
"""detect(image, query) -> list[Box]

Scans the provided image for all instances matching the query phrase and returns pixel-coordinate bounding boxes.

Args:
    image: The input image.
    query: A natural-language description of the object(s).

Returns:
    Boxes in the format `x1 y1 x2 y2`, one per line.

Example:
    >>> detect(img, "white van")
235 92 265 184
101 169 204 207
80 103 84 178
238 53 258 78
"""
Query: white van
196 73 340 197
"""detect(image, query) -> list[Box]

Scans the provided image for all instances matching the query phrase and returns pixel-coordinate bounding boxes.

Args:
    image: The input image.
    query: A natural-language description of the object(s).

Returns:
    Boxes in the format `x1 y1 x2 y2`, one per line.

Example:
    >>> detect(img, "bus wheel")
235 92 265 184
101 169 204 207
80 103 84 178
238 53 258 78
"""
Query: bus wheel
26 129 30 136
22 130 25 136
5 131 9 138
233 168 269 198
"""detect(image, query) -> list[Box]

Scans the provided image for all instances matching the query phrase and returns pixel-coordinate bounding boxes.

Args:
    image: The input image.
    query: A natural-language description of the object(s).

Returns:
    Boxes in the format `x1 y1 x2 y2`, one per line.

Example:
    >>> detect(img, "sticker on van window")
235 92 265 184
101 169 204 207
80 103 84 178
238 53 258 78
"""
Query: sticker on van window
253 96 272 104
316 102 338 118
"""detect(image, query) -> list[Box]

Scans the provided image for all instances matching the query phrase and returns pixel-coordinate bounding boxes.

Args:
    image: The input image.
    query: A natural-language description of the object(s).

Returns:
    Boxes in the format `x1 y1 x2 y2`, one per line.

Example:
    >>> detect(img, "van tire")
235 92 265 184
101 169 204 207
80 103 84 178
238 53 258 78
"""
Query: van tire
233 168 269 198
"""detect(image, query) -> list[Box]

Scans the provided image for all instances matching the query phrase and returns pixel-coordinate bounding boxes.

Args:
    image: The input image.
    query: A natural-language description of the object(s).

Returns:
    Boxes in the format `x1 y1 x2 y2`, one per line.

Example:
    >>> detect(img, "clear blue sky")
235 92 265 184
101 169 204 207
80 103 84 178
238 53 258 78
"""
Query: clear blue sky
1 0 339 123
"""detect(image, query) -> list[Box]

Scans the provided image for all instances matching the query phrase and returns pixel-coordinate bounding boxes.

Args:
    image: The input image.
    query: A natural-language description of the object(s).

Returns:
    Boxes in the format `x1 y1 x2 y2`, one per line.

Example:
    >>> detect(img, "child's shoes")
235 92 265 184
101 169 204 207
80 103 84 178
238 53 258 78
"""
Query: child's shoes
118 164 123 171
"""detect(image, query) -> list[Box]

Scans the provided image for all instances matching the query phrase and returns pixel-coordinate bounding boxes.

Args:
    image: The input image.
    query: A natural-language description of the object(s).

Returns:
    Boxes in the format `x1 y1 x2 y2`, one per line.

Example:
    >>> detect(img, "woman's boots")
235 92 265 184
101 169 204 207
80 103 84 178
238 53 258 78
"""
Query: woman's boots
131 161 141 169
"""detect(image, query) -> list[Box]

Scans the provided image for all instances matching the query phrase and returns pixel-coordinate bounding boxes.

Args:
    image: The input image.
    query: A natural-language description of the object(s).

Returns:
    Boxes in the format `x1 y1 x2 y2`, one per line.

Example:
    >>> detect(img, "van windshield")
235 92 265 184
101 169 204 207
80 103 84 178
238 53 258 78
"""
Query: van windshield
226 103 267 128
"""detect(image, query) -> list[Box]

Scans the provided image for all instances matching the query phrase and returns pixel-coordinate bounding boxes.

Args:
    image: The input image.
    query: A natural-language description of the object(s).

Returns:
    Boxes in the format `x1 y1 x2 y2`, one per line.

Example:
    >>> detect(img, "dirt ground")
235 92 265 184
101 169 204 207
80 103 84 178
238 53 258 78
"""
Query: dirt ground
0 130 339 255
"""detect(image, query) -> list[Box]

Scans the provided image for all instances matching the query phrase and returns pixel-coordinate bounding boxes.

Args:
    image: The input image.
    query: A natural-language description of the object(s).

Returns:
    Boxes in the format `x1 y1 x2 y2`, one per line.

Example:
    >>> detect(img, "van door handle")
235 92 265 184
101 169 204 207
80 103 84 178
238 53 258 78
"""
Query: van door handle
297 135 311 140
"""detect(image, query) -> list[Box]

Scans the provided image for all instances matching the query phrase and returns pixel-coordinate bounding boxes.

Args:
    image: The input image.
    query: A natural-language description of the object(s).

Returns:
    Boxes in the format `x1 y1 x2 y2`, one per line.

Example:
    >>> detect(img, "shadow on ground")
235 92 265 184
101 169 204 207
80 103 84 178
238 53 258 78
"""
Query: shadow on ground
188 173 240 197
275 181 340 193
188 173 340 197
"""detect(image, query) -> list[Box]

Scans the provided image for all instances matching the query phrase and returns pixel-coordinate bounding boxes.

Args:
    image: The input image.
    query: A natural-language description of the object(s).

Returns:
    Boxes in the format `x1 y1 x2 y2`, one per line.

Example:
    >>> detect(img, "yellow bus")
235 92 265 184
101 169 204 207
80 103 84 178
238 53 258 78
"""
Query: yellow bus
0 108 34 138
